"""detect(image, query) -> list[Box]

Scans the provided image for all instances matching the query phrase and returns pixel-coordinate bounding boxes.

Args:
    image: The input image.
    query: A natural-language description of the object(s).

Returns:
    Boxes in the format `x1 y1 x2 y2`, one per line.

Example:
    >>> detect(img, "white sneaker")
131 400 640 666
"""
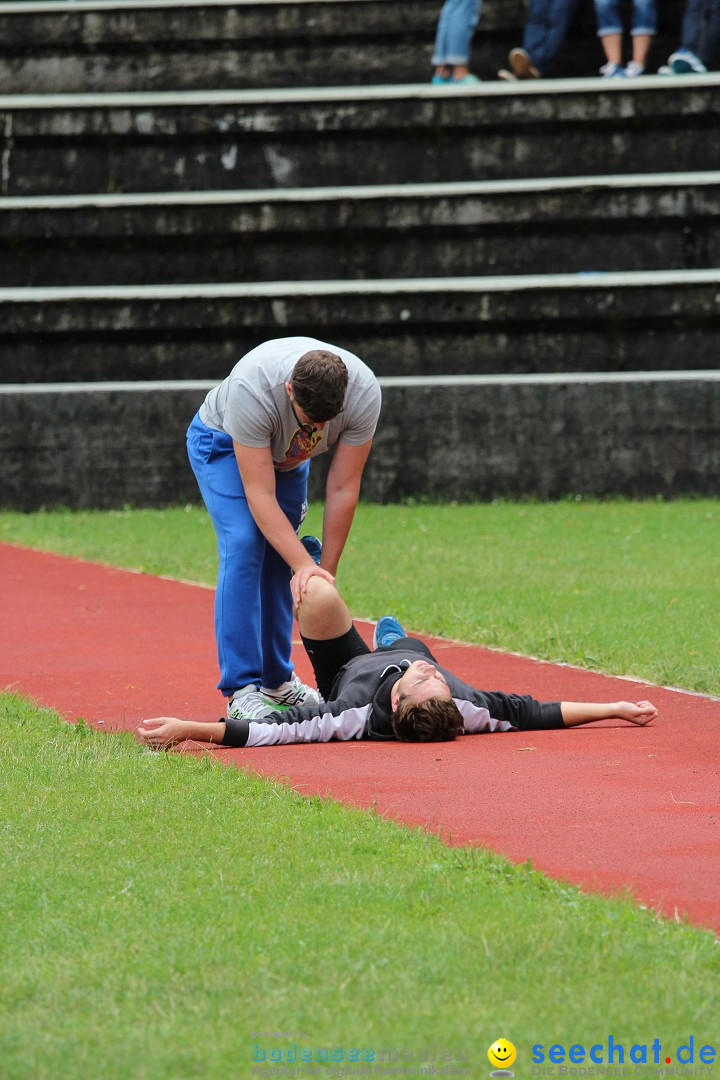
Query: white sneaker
260 672 321 707
227 685 277 721
600 62 627 78
624 60 645 78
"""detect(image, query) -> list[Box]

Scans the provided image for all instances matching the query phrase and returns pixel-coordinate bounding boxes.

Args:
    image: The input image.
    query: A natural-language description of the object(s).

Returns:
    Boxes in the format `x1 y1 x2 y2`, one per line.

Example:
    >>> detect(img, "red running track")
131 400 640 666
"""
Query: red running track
2 543 718 934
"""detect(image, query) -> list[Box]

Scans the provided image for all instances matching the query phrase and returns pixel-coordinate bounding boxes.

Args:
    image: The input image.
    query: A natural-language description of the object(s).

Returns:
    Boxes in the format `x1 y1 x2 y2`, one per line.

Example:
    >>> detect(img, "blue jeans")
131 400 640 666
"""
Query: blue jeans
187 412 309 695
523 0 585 75
594 0 657 36
681 0 720 63
432 0 483 65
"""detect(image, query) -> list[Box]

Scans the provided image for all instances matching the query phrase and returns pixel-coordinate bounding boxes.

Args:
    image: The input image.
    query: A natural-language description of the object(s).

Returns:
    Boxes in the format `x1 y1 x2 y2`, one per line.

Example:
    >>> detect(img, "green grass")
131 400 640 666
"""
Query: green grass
3 502 719 1076
2 499 718 694
1 694 718 1080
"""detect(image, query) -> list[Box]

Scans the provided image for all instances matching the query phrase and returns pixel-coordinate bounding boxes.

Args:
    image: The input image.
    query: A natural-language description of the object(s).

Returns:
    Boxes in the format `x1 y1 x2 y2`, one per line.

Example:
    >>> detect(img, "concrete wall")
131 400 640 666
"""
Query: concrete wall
1 3 715 509
2 374 718 510
4 80 720 196
5 176 720 287
3 273 720 382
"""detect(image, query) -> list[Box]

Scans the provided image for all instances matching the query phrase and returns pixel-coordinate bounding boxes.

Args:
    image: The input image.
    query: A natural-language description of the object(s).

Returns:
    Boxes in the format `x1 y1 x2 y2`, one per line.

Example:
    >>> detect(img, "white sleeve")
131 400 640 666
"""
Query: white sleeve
245 703 372 746
453 699 516 734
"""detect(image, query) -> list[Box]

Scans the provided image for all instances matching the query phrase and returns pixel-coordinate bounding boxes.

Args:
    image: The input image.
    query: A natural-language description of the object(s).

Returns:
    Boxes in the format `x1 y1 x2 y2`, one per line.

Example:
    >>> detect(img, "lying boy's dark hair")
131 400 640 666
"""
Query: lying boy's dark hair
391 695 465 742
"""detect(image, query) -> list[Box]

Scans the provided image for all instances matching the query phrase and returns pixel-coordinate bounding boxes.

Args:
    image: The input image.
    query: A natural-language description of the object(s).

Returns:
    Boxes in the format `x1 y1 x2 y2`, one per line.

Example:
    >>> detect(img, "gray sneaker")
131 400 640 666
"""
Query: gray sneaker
260 672 321 707
227 685 277 721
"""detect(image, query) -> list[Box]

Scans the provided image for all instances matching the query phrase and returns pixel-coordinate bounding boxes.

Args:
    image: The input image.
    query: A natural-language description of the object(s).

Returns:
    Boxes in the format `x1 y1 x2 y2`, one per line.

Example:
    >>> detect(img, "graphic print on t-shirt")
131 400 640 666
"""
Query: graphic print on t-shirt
275 424 324 470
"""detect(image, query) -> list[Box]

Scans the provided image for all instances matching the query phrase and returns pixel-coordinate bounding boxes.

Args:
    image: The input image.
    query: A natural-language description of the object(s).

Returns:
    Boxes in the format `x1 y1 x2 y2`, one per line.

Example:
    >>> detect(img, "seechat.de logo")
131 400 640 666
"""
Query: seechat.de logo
532 1038 716 1067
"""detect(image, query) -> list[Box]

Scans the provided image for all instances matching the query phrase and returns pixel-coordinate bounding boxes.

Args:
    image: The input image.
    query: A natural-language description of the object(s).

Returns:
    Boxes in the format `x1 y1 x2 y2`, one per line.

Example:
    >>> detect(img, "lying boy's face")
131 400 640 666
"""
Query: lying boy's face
392 659 453 708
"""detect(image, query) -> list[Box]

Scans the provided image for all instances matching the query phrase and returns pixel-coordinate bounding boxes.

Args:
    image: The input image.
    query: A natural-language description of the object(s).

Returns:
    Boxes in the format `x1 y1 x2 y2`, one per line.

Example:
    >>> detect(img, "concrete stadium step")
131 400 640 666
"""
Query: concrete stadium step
0 0 680 93
2 370 718 508
3 270 719 383
3 173 720 286
3 77 719 195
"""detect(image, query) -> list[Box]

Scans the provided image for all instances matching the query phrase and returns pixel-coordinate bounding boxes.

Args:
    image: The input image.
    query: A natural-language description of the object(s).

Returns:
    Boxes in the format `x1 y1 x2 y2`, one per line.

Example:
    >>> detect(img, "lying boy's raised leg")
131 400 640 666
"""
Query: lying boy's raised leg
296 576 370 702
294 575 353 639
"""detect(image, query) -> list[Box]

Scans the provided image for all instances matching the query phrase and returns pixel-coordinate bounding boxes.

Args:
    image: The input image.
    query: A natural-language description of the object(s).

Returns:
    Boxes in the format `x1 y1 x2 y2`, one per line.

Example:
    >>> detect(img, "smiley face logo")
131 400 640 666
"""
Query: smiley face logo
488 1039 517 1071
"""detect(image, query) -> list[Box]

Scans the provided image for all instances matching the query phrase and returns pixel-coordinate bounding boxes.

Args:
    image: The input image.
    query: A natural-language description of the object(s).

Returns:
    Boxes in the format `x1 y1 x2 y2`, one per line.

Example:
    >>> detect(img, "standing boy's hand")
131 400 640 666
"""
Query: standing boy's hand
291 564 335 608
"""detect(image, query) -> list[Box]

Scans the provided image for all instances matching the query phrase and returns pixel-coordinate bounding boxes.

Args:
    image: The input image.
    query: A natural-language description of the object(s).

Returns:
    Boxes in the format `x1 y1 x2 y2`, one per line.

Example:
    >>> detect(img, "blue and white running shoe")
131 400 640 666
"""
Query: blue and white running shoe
300 535 322 564
373 615 407 650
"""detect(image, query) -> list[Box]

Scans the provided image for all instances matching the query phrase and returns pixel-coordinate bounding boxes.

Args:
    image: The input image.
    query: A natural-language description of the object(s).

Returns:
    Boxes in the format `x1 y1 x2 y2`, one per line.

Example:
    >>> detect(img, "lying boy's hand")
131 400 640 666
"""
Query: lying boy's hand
136 717 187 747
617 700 658 726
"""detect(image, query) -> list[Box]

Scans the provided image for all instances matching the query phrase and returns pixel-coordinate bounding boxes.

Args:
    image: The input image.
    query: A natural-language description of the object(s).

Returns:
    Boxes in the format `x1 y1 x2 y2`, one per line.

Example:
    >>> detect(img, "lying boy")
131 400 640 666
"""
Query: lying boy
137 577 657 748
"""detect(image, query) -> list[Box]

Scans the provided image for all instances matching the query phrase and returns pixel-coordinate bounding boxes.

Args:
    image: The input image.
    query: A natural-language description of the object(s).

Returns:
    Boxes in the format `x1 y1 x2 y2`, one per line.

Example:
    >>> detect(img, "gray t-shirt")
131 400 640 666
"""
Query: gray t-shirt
199 337 381 471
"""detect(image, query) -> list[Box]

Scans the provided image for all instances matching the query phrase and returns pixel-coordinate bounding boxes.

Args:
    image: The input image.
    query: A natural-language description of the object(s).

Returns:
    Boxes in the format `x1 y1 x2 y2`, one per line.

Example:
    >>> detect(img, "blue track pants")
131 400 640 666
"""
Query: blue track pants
187 412 309 696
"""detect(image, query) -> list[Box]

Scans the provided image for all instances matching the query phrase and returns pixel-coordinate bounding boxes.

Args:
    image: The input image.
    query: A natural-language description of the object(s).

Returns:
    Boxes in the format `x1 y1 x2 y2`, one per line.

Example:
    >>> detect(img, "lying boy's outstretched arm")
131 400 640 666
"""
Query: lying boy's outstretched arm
136 700 658 748
137 697 369 748
137 717 226 747
560 700 657 728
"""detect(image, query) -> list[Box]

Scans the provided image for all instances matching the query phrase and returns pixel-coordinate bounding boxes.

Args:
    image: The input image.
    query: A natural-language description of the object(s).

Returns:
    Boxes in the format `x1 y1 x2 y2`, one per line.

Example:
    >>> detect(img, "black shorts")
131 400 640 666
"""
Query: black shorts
300 626 370 701
300 630 433 702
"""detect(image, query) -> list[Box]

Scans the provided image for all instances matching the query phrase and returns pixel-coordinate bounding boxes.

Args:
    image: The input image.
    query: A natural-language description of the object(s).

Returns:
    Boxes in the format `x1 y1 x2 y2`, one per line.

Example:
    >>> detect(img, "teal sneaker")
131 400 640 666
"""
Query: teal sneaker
670 49 707 74
373 615 407 649
300 535 322 564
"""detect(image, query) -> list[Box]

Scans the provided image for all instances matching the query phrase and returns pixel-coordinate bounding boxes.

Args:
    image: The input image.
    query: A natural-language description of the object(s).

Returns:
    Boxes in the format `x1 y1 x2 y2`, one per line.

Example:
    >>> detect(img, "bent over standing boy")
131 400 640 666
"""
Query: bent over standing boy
186 336 381 718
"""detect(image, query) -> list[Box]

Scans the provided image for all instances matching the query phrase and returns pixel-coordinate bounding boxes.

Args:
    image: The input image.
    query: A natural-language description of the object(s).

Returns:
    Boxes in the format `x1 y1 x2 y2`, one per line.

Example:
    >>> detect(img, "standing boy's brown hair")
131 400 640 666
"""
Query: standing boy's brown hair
291 351 348 422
